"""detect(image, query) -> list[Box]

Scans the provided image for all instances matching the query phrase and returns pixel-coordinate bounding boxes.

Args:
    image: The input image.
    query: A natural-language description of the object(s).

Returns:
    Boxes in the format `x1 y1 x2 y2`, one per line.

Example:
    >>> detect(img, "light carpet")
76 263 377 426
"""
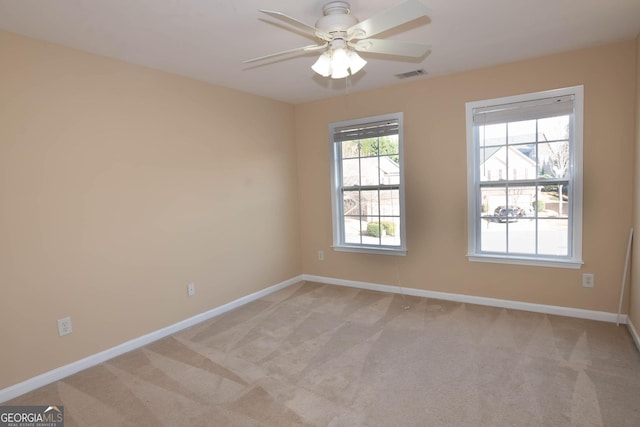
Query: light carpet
7 281 640 426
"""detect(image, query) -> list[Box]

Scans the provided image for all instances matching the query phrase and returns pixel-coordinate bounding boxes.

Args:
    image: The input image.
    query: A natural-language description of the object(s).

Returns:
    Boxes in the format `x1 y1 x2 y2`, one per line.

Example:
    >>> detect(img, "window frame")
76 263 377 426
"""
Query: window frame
465 86 584 269
329 112 407 255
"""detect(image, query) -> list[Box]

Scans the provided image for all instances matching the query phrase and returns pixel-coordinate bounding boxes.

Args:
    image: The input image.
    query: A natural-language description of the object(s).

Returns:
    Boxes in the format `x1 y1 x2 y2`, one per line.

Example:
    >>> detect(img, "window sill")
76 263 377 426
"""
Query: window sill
333 245 407 256
467 254 583 269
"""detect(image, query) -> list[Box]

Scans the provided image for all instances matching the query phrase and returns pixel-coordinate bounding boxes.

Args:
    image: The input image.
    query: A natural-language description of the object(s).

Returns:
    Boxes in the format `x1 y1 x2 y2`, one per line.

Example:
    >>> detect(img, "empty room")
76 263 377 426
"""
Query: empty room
1 0 640 425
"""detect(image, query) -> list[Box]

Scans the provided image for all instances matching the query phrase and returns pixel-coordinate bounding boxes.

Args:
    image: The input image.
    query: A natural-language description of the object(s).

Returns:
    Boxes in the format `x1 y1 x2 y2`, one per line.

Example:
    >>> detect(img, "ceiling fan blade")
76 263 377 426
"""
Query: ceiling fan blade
259 9 332 41
347 0 430 39
351 39 430 58
243 44 327 64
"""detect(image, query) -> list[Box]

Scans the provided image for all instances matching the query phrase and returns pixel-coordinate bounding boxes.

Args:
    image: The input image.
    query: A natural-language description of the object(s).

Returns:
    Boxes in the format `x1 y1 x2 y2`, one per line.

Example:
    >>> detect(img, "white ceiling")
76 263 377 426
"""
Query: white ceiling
1 1 639 105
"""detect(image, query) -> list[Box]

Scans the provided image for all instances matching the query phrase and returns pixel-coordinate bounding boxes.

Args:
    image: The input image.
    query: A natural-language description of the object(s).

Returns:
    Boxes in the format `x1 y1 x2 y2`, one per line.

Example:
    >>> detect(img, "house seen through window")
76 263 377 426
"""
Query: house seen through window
330 113 406 255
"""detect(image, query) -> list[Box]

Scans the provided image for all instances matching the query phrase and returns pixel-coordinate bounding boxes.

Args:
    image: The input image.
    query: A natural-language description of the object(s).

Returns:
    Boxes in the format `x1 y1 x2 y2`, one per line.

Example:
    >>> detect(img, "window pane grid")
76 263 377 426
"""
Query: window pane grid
476 113 572 258
341 183 401 247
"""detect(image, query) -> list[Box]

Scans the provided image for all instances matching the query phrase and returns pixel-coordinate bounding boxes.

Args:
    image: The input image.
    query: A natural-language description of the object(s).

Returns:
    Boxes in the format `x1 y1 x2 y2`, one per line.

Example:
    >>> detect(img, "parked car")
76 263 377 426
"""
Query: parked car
494 206 522 222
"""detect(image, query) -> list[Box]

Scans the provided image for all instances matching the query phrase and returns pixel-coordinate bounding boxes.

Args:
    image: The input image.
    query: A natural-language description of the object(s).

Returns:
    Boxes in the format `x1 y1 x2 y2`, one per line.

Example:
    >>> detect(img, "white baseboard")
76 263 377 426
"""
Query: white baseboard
2 273 632 403
302 274 629 324
629 320 640 352
0 275 304 403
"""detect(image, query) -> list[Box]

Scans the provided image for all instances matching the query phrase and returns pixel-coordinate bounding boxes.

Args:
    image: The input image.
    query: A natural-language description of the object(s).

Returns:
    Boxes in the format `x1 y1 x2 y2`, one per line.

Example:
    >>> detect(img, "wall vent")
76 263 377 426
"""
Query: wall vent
395 69 427 79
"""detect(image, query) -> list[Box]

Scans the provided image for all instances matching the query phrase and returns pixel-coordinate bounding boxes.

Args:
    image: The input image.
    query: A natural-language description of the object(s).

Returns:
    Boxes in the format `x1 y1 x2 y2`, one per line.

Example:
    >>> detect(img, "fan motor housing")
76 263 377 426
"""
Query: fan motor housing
316 1 358 34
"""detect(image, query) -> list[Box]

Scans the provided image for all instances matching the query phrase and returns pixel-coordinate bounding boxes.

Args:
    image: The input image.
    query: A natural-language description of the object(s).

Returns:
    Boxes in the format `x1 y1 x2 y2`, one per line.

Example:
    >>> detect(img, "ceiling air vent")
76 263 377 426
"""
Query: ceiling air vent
395 69 427 79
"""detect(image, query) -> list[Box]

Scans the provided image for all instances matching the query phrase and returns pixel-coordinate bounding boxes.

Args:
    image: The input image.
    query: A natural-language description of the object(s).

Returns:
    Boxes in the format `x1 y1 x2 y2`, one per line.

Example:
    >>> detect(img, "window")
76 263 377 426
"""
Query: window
466 86 583 268
330 113 406 255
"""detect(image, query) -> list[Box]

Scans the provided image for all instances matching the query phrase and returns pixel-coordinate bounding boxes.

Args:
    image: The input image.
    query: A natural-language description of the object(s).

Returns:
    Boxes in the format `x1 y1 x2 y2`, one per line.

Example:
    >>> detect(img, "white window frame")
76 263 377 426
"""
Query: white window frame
465 86 584 268
330 112 407 255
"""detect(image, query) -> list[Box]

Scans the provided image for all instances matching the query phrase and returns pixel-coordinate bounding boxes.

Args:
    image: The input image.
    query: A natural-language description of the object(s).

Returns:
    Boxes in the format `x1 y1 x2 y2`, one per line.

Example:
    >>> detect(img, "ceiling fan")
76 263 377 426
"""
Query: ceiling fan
243 0 431 79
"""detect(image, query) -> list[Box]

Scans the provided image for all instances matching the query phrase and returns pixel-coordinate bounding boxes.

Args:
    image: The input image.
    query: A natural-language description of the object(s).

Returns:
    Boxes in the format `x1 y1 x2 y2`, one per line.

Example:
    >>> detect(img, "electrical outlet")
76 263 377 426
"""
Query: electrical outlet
187 282 196 296
57 317 72 336
318 250 324 261
582 273 595 288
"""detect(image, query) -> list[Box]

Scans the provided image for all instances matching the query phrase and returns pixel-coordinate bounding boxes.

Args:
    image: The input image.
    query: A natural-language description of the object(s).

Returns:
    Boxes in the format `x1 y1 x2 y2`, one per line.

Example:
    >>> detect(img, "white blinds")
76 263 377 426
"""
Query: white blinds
333 118 399 142
472 94 574 125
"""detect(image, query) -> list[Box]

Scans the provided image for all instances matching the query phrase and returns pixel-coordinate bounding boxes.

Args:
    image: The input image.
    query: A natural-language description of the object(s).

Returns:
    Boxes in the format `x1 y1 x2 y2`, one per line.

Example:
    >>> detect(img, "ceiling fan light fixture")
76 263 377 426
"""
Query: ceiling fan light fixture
331 65 350 79
311 52 333 77
312 46 367 79
348 50 367 75
331 47 350 70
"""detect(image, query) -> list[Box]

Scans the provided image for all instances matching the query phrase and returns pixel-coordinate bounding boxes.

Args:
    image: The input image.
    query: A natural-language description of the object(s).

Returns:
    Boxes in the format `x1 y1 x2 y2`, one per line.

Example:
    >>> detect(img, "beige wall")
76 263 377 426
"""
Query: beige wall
0 31 301 389
2 29 637 392
631 34 640 332
295 41 636 312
